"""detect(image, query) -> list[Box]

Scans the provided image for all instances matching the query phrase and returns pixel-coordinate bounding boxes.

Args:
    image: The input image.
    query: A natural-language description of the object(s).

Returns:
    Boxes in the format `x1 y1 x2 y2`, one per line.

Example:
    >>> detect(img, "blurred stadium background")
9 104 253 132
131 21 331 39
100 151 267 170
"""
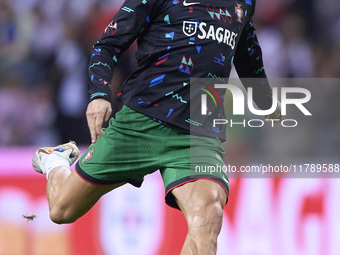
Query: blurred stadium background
0 0 340 254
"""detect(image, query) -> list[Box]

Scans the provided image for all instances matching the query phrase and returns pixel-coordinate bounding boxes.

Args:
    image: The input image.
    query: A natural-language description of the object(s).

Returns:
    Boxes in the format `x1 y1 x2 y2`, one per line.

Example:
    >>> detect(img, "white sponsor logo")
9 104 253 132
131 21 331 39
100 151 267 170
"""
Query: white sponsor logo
197 22 238 49
183 0 200 6
182 21 238 49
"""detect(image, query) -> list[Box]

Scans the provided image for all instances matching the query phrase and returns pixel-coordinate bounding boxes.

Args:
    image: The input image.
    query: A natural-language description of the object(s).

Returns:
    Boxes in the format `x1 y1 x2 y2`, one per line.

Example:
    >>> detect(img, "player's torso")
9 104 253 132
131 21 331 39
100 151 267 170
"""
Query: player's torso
120 0 255 138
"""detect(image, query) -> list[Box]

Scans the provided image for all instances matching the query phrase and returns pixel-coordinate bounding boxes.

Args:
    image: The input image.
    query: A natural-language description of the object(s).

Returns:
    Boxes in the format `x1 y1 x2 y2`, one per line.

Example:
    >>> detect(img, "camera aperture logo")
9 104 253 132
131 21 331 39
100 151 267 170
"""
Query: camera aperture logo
199 83 223 108
200 84 312 128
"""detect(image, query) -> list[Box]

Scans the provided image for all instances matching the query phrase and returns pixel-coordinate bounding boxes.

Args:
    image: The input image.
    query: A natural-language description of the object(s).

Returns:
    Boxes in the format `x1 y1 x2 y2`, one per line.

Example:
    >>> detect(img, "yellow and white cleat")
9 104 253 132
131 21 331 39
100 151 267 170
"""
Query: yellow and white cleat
32 141 80 174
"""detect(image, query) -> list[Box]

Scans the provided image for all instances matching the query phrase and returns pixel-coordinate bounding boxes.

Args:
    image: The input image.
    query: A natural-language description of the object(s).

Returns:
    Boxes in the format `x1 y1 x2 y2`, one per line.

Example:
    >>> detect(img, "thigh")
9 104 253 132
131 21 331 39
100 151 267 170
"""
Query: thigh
52 170 125 220
161 135 229 209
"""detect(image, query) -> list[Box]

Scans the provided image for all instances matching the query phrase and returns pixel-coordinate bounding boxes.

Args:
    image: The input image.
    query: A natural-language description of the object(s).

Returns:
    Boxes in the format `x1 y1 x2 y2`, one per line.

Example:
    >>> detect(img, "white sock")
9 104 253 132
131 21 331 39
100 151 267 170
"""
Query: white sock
42 153 70 180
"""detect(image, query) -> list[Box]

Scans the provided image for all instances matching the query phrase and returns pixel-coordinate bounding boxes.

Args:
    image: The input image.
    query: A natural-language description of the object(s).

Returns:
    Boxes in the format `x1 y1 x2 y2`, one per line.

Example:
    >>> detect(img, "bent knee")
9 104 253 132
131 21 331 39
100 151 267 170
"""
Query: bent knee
50 207 77 224
187 202 224 234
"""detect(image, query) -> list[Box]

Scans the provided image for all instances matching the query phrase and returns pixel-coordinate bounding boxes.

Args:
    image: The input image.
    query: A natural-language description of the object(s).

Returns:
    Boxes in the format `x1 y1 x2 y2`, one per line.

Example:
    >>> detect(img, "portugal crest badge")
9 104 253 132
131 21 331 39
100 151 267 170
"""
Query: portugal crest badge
82 148 94 164
182 21 198 37
235 4 244 23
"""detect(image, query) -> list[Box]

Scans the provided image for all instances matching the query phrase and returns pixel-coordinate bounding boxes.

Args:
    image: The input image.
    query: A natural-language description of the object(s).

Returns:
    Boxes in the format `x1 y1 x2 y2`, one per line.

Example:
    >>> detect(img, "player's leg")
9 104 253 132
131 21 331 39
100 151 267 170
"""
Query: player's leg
46 165 70 210
33 142 124 224
47 167 123 224
34 106 165 224
160 132 229 255
172 179 227 255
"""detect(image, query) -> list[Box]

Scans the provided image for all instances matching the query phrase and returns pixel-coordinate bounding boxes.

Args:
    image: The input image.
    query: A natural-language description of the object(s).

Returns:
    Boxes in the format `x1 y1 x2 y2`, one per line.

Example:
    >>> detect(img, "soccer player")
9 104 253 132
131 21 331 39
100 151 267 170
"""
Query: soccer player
32 0 281 254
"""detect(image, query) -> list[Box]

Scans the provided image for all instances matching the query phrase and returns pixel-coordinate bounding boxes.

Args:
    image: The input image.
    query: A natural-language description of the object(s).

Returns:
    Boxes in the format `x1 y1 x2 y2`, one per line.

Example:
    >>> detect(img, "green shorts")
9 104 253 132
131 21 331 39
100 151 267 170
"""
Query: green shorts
75 105 229 209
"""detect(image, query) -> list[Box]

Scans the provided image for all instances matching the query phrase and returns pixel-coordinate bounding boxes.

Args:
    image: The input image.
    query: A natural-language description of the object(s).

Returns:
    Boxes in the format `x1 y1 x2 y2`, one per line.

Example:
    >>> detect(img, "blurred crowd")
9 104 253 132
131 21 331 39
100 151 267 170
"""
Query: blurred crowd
0 0 339 156
0 0 134 145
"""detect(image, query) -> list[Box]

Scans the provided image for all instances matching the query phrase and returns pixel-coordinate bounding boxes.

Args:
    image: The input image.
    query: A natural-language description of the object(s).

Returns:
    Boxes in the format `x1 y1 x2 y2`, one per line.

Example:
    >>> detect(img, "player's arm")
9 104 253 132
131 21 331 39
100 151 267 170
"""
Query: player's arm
86 0 161 143
233 21 281 121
